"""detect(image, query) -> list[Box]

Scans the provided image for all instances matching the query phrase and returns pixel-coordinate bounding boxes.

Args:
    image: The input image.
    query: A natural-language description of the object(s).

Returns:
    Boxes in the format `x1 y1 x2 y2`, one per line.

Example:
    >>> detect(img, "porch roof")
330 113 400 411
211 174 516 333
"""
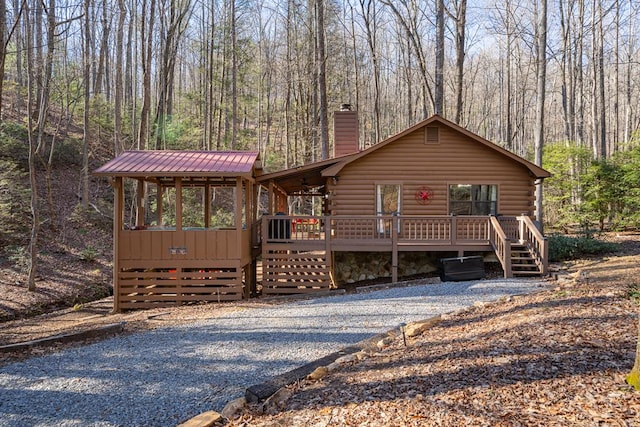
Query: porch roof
256 155 353 194
94 150 261 182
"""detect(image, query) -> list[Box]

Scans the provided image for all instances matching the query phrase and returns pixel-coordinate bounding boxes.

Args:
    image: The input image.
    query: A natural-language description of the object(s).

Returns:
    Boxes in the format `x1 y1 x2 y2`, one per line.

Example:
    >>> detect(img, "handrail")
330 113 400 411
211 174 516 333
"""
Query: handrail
516 215 548 275
489 216 512 278
261 215 491 244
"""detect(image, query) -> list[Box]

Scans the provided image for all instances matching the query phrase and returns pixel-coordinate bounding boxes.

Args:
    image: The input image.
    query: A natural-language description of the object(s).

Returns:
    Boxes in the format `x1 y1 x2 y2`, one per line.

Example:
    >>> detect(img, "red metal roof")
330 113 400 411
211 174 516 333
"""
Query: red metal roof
94 150 260 177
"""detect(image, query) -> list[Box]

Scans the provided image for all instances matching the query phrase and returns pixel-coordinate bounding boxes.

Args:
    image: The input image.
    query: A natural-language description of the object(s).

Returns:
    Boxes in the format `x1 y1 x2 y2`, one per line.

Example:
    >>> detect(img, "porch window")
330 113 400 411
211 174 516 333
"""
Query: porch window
449 184 497 215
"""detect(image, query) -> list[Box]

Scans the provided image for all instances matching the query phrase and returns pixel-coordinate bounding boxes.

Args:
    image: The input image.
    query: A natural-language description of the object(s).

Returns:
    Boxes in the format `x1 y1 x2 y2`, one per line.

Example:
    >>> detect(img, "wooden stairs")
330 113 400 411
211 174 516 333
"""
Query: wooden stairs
509 242 544 277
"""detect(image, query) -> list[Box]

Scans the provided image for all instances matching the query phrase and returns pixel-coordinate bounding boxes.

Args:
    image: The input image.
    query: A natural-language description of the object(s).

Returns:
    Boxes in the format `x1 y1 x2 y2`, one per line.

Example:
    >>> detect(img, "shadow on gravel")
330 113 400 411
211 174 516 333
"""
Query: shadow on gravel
0 278 546 426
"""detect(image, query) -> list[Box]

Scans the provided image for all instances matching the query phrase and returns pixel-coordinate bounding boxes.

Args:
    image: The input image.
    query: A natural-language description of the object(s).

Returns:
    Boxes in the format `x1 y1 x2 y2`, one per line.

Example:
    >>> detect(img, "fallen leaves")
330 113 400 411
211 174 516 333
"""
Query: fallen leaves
233 252 640 426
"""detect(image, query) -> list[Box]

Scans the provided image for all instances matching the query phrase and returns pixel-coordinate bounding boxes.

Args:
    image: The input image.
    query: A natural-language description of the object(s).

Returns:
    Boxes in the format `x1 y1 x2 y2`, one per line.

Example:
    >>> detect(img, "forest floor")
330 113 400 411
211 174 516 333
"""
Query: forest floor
1 235 639 426
229 235 640 426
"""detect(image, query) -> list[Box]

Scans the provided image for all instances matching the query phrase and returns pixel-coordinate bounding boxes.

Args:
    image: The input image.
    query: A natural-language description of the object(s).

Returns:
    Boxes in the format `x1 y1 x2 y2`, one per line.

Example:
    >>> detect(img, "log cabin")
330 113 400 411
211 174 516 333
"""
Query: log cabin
95 112 550 309
256 112 551 294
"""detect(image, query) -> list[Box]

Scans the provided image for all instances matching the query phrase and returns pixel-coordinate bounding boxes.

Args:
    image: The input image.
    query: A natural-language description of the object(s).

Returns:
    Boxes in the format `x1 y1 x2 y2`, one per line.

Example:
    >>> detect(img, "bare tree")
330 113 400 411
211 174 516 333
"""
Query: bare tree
0 0 7 120
383 0 434 118
316 0 329 159
534 0 547 225
23 0 39 290
434 0 444 115
154 0 192 149
94 0 111 98
230 0 237 149
359 0 381 142
446 0 467 124
113 0 126 154
82 0 90 208
138 0 156 149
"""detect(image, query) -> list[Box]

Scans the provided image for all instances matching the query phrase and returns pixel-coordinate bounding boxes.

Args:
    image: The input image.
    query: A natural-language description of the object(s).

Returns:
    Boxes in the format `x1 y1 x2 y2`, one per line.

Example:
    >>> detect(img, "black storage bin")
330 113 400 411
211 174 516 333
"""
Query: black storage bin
268 215 291 240
439 256 485 281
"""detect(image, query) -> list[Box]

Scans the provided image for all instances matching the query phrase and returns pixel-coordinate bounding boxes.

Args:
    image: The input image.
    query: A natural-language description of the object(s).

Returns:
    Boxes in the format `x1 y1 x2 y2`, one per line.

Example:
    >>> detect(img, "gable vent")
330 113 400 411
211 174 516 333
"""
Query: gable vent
425 126 440 144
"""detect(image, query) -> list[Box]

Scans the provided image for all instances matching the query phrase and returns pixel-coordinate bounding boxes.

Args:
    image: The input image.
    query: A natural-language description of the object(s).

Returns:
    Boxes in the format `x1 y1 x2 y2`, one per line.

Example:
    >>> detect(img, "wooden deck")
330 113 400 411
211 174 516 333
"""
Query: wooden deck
259 214 548 294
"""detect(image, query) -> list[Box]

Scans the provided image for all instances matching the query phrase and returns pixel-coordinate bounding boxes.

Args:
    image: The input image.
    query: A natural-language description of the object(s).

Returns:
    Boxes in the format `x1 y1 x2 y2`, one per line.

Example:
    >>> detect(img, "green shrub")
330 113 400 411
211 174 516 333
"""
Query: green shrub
626 283 640 304
80 246 98 262
547 234 619 262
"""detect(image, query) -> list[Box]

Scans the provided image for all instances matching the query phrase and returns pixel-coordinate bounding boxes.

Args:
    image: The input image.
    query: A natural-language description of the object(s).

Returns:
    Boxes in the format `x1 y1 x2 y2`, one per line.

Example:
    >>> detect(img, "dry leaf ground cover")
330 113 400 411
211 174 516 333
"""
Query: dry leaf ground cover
2 236 640 426
233 248 640 426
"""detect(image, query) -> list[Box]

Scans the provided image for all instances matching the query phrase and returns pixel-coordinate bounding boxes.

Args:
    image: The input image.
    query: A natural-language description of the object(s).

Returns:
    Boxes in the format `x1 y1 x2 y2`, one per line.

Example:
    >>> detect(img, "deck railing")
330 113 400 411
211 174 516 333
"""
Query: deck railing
517 215 548 275
489 216 512 277
260 214 492 246
260 214 547 278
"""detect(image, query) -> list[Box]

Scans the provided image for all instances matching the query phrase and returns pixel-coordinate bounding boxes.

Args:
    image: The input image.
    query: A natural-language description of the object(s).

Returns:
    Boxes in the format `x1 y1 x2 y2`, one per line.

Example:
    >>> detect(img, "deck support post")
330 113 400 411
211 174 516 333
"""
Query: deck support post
451 215 457 246
112 177 123 313
391 215 398 283
324 216 333 287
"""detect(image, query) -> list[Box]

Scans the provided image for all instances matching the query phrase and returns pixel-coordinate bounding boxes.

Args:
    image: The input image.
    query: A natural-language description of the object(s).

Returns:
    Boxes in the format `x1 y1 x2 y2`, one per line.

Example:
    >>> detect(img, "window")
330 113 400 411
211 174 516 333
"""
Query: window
449 184 497 215
376 184 401 235
376 184 401 216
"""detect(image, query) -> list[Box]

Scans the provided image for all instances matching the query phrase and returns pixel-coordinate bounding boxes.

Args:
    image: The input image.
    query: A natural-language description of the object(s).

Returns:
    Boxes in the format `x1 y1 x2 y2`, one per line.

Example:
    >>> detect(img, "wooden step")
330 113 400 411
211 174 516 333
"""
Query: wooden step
508 243 543 277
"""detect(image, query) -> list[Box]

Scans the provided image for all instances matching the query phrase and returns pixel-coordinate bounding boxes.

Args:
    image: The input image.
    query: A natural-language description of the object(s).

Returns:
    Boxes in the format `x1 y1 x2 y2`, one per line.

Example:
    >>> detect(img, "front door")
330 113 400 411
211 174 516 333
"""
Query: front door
376 184 400 235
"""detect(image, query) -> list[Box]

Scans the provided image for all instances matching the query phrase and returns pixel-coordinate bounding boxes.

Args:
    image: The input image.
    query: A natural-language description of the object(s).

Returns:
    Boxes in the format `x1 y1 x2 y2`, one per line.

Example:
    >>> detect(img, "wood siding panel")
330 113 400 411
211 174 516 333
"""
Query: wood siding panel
330 125 536 217
118 230 240 262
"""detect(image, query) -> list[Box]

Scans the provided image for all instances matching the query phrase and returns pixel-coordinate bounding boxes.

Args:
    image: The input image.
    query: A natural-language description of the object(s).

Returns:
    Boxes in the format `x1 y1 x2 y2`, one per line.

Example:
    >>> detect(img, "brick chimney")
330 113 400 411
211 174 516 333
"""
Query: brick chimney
333 104 359 157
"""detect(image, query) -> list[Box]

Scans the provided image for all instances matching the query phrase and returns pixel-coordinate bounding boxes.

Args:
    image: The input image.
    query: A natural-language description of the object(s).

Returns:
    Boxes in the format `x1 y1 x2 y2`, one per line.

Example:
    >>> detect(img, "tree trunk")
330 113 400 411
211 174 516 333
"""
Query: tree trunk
534 0 547 226
597 0 606 157
360 0 381 142
447 0 466 124
575 0 585 144
13 0 24 110
434 0 444 116
316 0 329 159
231 0 238 149
383 0 434 118
0 0 6 121
94 0 110 97
138 0 156 150
113 0 125 155
82 0 90 209
24 0 39 291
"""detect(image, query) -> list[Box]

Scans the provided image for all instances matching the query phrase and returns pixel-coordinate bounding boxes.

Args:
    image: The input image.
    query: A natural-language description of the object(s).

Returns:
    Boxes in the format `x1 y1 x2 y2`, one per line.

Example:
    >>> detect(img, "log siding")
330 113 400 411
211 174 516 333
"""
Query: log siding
328 125 536 217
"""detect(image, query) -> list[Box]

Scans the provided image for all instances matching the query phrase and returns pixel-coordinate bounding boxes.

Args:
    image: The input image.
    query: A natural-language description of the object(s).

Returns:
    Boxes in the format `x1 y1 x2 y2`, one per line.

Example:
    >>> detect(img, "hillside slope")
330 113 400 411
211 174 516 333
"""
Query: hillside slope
0 115 113 321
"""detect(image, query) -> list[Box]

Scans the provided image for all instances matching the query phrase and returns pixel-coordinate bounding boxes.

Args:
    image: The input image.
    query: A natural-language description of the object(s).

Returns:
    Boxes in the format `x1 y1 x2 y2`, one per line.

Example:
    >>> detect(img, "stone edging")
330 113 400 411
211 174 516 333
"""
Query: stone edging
178 315 444 426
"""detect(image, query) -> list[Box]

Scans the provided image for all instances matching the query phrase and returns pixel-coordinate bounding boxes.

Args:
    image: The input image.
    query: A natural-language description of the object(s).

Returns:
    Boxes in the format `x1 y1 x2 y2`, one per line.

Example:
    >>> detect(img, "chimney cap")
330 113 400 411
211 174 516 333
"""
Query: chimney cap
340 103 352 111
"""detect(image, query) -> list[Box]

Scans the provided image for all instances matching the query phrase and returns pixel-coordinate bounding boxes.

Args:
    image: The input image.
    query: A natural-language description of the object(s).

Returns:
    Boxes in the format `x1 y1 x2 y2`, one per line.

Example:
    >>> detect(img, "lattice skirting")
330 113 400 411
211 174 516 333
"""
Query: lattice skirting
261 250 331 294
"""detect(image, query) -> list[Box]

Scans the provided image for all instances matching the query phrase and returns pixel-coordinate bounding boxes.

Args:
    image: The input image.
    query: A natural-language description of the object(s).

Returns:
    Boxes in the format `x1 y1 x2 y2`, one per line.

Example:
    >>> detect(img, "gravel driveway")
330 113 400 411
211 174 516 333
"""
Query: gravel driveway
0 278 544 427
